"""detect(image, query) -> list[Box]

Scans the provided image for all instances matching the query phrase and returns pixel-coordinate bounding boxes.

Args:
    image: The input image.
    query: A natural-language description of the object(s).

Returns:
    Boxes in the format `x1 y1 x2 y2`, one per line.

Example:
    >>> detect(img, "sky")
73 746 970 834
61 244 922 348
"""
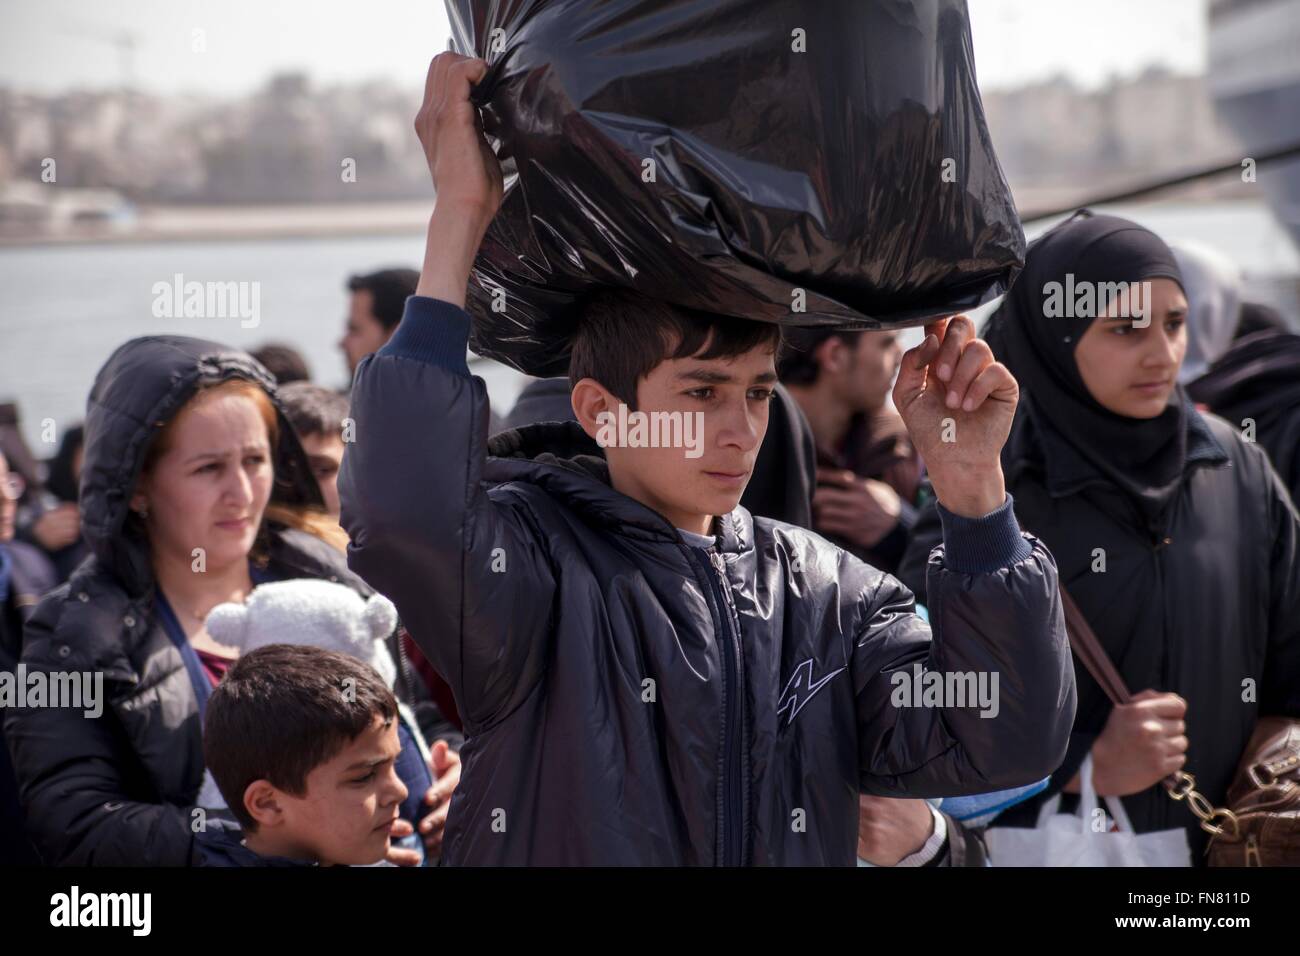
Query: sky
0 0 1208 97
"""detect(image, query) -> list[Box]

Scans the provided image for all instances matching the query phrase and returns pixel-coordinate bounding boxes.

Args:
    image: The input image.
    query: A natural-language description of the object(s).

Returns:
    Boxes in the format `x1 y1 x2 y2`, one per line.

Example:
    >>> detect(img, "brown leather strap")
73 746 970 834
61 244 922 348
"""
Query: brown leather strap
1056 584 1236 834
1058 586 1130 706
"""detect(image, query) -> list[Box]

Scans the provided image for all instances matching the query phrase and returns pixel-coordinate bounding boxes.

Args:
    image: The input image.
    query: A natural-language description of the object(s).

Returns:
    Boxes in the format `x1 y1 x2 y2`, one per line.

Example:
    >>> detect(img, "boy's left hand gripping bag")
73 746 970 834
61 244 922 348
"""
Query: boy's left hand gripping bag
447 0 1025 376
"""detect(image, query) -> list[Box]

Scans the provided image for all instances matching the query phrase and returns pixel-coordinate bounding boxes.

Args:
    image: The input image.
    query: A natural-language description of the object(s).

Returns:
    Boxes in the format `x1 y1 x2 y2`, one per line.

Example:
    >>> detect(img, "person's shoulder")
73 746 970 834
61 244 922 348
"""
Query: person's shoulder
20 557 134 670
194 818 313 867
267 524 365 589
1196 407 1243 445
1195 408 1279 485
752 513 852 562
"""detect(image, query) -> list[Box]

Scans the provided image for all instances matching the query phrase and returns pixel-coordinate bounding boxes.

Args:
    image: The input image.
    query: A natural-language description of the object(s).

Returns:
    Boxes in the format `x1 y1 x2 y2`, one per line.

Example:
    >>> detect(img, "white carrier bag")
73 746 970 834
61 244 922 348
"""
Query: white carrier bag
986 754 1192 866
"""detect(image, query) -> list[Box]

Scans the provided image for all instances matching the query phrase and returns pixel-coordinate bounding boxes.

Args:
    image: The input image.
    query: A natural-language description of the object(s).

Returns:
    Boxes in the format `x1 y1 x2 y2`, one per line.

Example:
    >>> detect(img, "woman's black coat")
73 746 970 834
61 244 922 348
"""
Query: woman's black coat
899 409 1300 858
4 336 373 865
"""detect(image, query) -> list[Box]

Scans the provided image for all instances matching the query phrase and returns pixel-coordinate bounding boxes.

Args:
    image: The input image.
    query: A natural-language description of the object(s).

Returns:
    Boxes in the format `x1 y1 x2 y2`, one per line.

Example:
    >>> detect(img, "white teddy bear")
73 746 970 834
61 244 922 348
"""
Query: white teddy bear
194 578 404 810
206 578 400 686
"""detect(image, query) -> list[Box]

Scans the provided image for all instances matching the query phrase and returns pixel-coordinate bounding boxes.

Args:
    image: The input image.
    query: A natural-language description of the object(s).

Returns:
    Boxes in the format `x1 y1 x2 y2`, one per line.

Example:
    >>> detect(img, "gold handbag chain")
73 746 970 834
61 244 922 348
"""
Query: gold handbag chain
1164 771 1238 838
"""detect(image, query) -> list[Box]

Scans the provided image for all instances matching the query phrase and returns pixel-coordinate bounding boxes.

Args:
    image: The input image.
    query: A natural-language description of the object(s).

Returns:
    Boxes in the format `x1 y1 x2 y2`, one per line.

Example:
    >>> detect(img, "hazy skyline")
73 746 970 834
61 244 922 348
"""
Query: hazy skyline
1 0 1207 97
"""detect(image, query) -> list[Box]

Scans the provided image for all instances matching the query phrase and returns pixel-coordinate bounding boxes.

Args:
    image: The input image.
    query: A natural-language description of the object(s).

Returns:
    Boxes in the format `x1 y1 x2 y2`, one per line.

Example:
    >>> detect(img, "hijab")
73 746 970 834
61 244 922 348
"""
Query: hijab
984 211 1193 533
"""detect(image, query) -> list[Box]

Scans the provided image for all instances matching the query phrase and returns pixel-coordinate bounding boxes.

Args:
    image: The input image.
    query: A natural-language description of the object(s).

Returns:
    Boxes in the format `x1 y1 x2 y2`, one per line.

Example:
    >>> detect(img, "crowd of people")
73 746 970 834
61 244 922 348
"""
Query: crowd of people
2 51 1299 868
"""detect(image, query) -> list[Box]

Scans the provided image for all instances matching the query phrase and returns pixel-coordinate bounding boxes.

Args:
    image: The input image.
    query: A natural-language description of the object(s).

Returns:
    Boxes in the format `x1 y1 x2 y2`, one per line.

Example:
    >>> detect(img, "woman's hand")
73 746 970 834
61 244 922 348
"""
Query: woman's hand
1079 689 1189 796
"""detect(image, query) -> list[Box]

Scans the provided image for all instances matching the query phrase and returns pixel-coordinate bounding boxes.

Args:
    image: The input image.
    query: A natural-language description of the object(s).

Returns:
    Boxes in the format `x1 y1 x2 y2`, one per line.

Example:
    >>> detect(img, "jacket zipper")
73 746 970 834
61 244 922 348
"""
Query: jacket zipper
705 548 746 867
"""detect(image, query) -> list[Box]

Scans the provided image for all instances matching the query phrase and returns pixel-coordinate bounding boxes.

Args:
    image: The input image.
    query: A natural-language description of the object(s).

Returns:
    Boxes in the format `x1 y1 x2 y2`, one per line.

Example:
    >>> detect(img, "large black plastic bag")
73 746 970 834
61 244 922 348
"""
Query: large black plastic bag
449 0 1024 376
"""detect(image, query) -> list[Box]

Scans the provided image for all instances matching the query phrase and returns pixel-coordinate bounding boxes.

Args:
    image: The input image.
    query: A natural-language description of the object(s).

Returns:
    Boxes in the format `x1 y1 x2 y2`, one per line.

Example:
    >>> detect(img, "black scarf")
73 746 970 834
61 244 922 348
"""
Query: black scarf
985 211 1190 534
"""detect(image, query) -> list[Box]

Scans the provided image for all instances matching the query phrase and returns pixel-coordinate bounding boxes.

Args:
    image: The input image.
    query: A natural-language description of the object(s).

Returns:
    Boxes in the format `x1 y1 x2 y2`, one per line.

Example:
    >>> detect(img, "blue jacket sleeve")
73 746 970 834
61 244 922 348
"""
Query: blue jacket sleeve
853 496 1077 796
339 296 556 733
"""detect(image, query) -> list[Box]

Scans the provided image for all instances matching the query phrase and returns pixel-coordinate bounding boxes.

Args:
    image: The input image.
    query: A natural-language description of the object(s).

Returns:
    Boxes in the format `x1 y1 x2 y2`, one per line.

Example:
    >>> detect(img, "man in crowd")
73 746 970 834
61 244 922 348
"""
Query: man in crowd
780 327 922 575
339 268 421 380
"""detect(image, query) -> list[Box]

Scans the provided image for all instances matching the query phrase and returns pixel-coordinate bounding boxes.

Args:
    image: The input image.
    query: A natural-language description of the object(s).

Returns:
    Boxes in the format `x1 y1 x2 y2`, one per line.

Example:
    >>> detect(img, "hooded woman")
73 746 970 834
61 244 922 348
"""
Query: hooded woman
4 336 423 865
898 212 1300 861
1171 240 1243 386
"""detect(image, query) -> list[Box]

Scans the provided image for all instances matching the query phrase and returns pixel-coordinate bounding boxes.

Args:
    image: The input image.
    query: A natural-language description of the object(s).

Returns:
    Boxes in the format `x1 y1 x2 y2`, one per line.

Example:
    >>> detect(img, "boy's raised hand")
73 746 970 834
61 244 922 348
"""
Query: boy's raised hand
413 51 504 305
893 315 1018 518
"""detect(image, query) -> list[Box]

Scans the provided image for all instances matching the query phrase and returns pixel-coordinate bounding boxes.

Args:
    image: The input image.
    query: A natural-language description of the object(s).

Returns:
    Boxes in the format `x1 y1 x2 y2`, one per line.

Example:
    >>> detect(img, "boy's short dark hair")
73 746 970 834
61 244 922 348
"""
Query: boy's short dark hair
347 268 420 332
251 343 311 385
203 644 398 831
278 382 350 441
569 289 783 408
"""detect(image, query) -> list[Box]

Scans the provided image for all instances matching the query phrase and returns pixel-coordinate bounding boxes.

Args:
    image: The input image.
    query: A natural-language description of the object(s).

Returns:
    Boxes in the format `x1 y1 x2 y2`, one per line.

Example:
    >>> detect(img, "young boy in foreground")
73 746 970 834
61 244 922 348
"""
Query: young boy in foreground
338 53 1077 865
198 644 408 867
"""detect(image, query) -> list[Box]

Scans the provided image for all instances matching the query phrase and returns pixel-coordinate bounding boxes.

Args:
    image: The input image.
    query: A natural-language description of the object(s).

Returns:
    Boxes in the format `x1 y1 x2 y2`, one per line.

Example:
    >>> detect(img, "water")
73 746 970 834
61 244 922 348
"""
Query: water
2 200 1296 453
0 232 530 452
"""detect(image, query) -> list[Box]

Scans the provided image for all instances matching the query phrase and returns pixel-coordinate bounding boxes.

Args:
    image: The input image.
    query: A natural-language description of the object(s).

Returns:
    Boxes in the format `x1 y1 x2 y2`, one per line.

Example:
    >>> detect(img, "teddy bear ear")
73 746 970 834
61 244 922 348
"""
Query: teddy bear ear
205 602 249 646
362 594 398 641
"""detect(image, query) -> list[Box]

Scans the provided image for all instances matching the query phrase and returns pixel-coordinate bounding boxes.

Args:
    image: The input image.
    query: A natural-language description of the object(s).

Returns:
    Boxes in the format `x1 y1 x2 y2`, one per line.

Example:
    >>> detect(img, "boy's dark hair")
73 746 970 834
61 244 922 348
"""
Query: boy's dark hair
347 268 420 332
776 327 857 386
278 382 350 441
203 644 398 831
569 289 783 408
251 343 311 385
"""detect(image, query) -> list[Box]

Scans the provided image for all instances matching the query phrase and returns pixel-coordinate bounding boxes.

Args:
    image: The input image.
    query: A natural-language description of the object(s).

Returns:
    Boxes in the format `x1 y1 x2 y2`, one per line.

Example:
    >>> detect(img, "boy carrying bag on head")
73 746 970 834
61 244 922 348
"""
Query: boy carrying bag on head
338 53 1076 866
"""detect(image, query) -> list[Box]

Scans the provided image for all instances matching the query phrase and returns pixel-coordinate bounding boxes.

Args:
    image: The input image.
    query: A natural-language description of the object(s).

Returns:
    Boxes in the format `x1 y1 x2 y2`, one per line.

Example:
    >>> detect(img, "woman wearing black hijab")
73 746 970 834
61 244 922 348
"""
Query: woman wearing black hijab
898 211 1300 861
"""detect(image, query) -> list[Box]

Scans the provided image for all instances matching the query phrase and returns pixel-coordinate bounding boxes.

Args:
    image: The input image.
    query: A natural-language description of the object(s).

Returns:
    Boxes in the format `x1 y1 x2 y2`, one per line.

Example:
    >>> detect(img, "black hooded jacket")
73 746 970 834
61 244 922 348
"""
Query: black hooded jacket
1188 329 1300 506
3 336 373 866
899 408 1300 857
898 215 1300 859
339 296 1077 866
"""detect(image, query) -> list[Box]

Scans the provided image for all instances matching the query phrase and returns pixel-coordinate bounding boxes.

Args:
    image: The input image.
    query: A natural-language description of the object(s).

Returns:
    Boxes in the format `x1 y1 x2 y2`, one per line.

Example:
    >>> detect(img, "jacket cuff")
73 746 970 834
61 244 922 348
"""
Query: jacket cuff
378 296 471 376
895 804 948 867
936 493 1033 573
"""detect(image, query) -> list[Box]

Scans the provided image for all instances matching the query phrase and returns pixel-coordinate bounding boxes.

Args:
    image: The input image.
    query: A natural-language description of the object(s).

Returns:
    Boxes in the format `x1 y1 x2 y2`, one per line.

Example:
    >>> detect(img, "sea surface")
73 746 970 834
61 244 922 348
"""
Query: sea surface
2 200 1296 452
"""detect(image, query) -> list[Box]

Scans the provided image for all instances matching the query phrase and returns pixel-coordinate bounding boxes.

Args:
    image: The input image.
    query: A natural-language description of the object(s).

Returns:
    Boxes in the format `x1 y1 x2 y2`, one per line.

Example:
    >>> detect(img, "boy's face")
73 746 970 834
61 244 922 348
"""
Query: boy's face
593 340 778 535
249 714 407 866
299 430 345 516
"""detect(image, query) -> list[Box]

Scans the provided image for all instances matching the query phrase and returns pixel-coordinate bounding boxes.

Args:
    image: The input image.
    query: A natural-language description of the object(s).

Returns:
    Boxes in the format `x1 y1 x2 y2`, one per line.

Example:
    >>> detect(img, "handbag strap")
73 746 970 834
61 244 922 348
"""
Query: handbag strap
1055 584 1240 840
1059 587 1129 706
